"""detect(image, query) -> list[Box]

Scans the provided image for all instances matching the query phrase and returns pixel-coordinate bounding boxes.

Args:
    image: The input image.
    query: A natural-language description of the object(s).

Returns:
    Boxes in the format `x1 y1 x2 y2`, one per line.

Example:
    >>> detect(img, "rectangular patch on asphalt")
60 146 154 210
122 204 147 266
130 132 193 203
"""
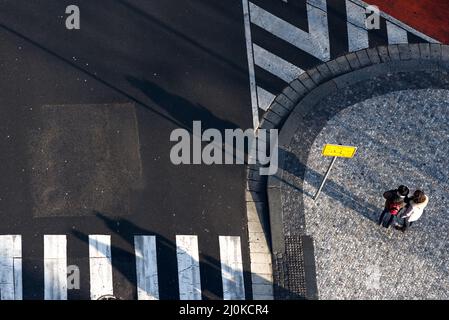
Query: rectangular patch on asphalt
29 103 142 217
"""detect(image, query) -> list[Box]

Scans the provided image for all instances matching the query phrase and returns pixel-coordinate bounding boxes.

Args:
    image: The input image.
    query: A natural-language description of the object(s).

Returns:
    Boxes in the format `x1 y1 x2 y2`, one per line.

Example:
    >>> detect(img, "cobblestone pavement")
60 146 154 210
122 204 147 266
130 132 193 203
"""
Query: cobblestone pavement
299 89 449 299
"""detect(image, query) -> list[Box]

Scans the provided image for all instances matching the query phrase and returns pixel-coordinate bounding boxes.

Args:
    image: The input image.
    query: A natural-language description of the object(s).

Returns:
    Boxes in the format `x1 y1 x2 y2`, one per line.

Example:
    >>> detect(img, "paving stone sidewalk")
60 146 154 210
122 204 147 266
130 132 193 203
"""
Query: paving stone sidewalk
300 89 449 299
258 44 449 299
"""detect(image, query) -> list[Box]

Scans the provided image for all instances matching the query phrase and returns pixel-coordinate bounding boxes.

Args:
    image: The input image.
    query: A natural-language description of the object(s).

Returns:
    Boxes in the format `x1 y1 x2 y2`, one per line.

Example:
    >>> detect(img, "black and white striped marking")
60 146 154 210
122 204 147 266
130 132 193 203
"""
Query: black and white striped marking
242 0 439 128
0 234 246 300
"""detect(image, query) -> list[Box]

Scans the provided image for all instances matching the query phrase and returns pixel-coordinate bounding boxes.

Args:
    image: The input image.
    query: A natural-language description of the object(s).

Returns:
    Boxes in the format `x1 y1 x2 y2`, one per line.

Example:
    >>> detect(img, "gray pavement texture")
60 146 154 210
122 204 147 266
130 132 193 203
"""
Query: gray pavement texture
29 103 143 218
301 89 449 299
258 44 449 299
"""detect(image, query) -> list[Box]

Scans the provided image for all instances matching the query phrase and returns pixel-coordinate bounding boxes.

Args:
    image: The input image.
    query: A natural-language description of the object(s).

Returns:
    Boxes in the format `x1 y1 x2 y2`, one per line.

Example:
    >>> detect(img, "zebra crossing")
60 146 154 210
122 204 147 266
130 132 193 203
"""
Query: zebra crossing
0 234 247 300
242 0 440 128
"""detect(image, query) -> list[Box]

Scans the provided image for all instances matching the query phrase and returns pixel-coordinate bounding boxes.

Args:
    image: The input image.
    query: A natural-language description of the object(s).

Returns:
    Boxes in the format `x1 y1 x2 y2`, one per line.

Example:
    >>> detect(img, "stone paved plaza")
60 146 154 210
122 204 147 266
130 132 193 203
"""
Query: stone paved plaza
299 89 449 299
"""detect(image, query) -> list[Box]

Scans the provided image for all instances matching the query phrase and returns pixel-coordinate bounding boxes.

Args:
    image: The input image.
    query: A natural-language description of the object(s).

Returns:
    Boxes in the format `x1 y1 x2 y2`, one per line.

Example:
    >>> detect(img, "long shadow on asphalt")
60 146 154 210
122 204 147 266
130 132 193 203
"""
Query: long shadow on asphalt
127 77 239 132
116 0 248 77
0 23 183 130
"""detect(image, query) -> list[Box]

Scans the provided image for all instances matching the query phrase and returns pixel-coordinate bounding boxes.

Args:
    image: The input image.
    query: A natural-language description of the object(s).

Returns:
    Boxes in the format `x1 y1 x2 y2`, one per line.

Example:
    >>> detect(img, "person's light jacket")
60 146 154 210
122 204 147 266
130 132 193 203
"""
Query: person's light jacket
402 195 429 222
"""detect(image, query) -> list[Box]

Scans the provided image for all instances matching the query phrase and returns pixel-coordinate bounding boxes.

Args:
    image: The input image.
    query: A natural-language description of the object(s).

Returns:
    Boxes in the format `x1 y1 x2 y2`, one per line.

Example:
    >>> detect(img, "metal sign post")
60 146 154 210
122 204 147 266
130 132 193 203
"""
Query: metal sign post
313 144 357 201
313 156 337 201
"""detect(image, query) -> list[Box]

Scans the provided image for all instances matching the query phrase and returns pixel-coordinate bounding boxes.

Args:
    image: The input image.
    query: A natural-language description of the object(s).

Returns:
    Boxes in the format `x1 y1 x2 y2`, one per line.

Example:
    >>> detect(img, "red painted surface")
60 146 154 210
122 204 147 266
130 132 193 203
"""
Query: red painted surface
366 0 449 43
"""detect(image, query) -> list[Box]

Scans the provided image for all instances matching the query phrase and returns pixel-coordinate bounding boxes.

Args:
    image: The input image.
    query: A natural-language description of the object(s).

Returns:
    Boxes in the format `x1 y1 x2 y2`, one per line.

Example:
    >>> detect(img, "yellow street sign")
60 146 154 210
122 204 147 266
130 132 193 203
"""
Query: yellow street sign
322 144 357 158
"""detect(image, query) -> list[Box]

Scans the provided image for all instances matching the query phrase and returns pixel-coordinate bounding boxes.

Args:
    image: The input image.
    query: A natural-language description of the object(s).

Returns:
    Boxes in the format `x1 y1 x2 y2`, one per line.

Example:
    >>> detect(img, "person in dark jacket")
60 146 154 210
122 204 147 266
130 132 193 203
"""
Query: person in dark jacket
378 185 409 228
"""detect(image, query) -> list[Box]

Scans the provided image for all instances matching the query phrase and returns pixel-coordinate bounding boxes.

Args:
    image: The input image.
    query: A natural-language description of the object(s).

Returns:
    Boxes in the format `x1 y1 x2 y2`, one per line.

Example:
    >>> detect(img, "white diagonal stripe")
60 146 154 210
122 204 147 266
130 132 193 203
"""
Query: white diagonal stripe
346 0 369 52
249 1 330 61
219 236 245 300
257 86 276 111
176 235 202 300
89 235 113 300
0 235 22 300
253 44 304 83
44 235 67 300
386 21 408 44
134 236 159 300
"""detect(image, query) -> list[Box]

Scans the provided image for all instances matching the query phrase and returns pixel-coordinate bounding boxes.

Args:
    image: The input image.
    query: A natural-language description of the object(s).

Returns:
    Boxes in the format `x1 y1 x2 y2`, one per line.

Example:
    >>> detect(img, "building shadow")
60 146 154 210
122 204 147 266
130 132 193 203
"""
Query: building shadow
335 120 449 186
116 0 248 77
127 76 239 133
70 212 302 300
278 148 381 223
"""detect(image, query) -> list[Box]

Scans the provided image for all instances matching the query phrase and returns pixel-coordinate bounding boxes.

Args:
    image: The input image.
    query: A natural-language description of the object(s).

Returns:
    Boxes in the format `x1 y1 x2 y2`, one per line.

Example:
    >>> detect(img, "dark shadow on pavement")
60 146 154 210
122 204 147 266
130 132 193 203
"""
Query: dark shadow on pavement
116 0 248 77
127 76 239 132
0 23 181 128
71 212 300 300
278 148 380 223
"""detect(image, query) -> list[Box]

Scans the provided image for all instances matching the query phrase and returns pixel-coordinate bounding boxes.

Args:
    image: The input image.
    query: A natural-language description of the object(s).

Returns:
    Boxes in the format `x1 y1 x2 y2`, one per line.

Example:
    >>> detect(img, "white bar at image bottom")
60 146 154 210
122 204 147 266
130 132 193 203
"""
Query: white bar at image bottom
176 235 202 300
89 235 113 300
134 235 159 300
44 235 67 300
0 235 22 300
219 236 245 300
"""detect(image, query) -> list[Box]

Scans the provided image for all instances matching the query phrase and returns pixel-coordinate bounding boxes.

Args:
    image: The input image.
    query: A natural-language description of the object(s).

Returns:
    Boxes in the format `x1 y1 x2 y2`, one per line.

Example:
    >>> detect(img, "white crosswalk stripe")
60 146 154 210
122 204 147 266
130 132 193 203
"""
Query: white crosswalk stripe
0 235 22 300
89 235 114 300
386 21 408 44
0 234 248 300
257 86 276 111
242 0 438 128
176 235 202 300
219 236 245 300
346 0 369 52
134 235 159 300
44 235 67 300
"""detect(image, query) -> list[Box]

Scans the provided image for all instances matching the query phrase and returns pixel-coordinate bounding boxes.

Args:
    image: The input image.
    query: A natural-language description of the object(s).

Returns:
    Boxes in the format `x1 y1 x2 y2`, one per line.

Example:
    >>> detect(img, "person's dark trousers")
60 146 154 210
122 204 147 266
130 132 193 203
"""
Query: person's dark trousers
378 208 389 226
401 219 414 232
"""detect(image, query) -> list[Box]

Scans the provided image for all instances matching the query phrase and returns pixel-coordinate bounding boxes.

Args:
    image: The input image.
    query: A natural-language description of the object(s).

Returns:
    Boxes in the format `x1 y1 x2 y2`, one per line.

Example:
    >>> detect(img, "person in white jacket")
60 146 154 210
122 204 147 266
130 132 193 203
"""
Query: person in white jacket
397 190 429 232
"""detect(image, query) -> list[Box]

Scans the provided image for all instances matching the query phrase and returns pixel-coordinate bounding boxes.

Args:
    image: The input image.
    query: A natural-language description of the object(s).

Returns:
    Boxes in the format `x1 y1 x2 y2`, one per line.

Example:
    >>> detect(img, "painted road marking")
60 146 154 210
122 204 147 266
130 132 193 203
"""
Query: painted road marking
0 235 22 300
89 235 113 300
249 1 330 61
386 21 408 44
0 235 246 299
243 0 436 129
253 44 304 83
352 0 440 44
346 0 369 52
257 86 276 111
134 235 159 300
242 0 260 130
219 236 245 300
176 235 202 300
44 235 67 300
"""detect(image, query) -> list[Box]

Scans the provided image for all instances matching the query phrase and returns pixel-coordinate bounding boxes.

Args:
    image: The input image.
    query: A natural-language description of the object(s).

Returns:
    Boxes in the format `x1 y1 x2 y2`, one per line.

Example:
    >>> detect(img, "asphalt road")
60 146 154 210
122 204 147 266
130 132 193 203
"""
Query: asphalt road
0 0 252 300
0 0 442 301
